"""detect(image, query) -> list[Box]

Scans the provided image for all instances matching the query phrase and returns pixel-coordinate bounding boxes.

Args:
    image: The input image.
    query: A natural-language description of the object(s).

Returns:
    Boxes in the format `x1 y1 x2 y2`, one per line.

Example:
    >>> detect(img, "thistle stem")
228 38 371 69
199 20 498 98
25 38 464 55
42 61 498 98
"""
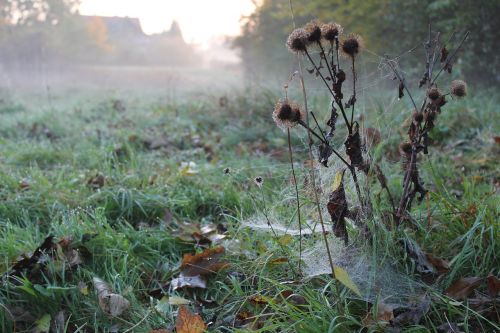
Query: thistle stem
304 49 352 133
287 128 302 273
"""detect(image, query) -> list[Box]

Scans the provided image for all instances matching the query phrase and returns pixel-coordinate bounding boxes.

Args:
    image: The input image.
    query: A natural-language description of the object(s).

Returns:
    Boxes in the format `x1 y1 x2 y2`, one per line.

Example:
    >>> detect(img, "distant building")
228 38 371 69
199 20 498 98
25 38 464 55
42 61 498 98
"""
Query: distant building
80 15 195 66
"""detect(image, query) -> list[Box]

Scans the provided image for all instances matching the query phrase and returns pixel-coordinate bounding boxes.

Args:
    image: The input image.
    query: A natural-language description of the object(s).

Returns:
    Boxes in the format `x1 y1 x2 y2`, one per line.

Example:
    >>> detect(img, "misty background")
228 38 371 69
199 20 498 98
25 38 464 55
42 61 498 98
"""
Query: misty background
0 0 499 94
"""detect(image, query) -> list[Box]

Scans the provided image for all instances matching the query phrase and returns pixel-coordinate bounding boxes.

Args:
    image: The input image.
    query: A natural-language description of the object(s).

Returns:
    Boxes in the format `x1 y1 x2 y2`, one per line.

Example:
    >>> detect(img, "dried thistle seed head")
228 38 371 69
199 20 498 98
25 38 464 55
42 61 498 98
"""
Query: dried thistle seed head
451 80 467 98
287 28 308 53
427 87 442 101
424 109 436 121
341 33 363 57
254 176 263 187
437 95 447 107
336 69 346 83
399 142 412 155
223 167 230 174
413 111 424 123
304 20 322 45
321 22 343 41
272 100 304 129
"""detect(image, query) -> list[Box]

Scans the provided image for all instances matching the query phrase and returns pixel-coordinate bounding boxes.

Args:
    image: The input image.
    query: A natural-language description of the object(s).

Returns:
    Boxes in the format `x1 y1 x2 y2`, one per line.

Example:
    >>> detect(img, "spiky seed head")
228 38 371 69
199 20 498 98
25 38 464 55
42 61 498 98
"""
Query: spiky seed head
427 87 441 101
437 95 447 107
321 22 343 41
273 100 304 129
223 167 230 174
287 28 308 53
424 109 437 122
254 176 263 187
399 142 412 155
336 69 346 83
451 80 467 98
304 20 322 45
341 33 363 57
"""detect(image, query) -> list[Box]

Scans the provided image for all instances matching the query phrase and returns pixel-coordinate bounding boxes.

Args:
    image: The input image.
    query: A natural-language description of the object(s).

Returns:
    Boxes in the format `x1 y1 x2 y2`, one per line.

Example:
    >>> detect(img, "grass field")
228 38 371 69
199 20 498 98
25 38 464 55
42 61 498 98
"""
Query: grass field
0 86 498 332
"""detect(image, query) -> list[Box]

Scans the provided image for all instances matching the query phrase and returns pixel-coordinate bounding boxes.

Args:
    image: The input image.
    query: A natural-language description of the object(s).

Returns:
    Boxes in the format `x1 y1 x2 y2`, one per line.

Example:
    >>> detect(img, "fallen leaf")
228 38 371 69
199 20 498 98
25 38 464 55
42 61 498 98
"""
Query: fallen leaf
426 253 450 275
52 311 65 333
277 234 293 246
249 295 271 305
10 236 54 279
19 179 30 190
144 137 170 150
334 265 361 297
4 305 36 323
175 305 206 333
437 322 462 333
87 174 105 189
391 296 430 327
269 257 288 265
171 274 207 290
445 277 483 300
93 277 130 317
362 302 393 327
402 238 436 277
281 293 308 306
486 273 500 297
179 162 199 176
78 281 89 295
34 313 51 333
169 295 191 305
180 247 229 277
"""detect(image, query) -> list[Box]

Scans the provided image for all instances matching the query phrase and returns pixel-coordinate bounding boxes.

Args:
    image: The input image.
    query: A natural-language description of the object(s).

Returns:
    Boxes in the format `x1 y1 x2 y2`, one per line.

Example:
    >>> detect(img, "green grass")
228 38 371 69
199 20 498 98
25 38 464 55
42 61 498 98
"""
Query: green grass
0 88 498 332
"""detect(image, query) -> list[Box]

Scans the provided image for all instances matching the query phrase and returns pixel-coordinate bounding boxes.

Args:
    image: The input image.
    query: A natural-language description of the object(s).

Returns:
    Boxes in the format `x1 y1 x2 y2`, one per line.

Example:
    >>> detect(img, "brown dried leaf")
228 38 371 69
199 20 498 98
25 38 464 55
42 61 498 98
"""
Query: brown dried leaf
269 257 288 265
171 274 207 290
391 296 430 327
87 174 105 189
10 236 54 279
180 247 229 277
425 253 450 275
445 277 483 300
93 277 130 317
486 273 500 297
362 302 394 327
175 305 206 333
249 295 271 305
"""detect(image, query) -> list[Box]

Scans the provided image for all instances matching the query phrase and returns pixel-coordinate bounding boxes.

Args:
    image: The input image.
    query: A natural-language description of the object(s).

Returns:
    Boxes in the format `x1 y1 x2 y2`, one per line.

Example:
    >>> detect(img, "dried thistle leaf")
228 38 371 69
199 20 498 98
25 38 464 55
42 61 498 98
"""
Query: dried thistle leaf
425 253 450 275
327 170 349 245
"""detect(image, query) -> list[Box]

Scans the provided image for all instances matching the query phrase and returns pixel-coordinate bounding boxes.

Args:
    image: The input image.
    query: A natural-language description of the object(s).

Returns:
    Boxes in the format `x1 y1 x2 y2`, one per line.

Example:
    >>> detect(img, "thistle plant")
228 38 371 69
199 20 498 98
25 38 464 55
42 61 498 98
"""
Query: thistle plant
273 20 469 246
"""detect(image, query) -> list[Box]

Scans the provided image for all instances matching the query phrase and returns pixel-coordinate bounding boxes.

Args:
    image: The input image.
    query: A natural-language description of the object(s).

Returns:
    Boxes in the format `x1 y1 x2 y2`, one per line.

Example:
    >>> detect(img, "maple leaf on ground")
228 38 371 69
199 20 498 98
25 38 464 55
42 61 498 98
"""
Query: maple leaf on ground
171 247 229 290
180 246 229 277
176 305 206 333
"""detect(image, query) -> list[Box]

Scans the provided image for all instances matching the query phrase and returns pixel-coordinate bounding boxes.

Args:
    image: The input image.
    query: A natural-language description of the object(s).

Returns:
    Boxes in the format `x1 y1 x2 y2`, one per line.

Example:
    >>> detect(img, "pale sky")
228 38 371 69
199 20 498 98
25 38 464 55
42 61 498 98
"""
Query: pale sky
79 0 256 47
